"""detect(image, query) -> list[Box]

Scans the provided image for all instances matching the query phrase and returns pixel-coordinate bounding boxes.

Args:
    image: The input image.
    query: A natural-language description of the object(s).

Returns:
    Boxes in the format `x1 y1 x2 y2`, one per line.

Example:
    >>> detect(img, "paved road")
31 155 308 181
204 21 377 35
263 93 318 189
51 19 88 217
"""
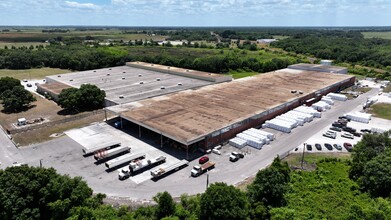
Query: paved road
0 88 379 200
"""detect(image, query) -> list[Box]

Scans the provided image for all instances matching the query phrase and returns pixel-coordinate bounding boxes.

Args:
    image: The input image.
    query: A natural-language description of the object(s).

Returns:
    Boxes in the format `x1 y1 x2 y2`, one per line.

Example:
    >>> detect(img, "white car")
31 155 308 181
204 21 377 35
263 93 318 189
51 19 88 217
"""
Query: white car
341 132 354 139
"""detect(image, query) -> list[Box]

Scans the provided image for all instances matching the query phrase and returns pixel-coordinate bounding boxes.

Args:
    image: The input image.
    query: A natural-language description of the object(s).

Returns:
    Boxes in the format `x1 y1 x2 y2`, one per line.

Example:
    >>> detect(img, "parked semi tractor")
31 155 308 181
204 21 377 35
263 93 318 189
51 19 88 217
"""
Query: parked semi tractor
105 153 145 169
94 146 130 161
151 160 189 180
119 156 166 180
191 161 215 177
82 141 121 155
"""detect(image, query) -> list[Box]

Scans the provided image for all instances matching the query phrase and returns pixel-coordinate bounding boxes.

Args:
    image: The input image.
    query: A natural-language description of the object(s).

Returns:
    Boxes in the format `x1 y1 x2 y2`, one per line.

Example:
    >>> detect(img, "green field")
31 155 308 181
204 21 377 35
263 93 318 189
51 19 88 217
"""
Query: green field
369 103 391 120
0 68 70 80
383 84 391 93
228 70 258 79
362 31 391 39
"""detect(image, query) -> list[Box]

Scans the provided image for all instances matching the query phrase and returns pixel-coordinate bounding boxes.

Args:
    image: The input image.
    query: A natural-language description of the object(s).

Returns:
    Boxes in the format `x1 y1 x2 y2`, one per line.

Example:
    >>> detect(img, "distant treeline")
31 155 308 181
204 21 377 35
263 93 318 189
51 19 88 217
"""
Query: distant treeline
42 29 70 33
0 44 300 73
272 31 391 70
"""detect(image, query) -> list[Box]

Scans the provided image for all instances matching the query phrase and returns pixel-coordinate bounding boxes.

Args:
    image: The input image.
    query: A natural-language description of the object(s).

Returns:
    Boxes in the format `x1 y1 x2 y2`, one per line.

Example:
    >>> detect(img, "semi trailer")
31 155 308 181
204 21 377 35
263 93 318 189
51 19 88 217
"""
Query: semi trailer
151 160 189 180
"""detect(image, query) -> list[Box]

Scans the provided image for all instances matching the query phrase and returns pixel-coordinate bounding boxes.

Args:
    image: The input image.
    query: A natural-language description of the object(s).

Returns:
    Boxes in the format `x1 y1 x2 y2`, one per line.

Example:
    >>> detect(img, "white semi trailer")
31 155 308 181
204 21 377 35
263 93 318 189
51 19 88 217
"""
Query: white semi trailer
94 146 130 161
82 141 121 155
105 153 145 169
119 156 166 180
150 160 189 179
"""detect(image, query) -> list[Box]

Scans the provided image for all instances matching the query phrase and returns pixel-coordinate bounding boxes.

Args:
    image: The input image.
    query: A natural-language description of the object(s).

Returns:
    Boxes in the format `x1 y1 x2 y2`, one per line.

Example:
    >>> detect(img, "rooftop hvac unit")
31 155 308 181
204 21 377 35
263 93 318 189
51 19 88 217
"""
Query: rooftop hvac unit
69 79 73 81
107 73 110 76
291 90 296 93
140 81 144 84
93 70 96 72
119 95 124 99
109 68 112 70
156 78 161 81
161 86 165 89
122 77 125 80
138 74 142 77
57 75 61 77
123 72 126 73
178 82 182 86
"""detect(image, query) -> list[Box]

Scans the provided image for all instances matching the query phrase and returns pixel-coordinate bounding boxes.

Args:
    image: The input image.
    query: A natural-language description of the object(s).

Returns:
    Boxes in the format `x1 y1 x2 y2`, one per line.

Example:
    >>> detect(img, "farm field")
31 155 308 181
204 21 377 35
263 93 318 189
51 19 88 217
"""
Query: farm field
362 31 391 39
0 68 70 80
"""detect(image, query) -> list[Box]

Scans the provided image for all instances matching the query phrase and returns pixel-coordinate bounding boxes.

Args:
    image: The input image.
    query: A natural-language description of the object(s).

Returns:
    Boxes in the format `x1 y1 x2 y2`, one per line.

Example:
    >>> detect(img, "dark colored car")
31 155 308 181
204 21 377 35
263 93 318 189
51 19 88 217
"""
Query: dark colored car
332 123 345 128
324 143 333 151
350 131 362 137
344 143 353 152
306 144 312 151
333 144 342 151
338 116 351 121
199 156 209 164
26 83 32 87
315 143 322 151
342 126 356 132
360 129 371 133
330 126 342 132
336 120 348 125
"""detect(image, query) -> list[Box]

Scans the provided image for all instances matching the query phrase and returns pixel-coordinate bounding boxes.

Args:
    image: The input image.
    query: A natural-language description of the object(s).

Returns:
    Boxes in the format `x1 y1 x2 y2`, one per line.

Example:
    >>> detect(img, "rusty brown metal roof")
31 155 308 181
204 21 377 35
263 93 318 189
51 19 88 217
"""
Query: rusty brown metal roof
119 69 354 144
37 82 72 95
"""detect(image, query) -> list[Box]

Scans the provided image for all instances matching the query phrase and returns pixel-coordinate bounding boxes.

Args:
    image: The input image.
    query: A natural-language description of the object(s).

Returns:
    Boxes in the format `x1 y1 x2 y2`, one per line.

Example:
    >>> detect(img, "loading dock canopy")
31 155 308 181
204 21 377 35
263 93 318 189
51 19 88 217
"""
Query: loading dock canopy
109 68 354 145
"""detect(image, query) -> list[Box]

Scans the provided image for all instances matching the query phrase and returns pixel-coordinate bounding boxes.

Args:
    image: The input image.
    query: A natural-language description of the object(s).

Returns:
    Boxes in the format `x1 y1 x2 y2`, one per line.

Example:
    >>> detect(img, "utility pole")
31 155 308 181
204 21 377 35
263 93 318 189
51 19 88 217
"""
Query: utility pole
39 159 42 168
301 143 306 170
206 174 209 190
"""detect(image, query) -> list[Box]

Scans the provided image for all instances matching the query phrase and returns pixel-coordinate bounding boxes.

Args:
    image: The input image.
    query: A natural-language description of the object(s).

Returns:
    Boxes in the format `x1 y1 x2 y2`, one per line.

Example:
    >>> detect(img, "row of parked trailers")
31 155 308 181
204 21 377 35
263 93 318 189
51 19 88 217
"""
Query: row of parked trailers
81 141 188 180
229 128 274 150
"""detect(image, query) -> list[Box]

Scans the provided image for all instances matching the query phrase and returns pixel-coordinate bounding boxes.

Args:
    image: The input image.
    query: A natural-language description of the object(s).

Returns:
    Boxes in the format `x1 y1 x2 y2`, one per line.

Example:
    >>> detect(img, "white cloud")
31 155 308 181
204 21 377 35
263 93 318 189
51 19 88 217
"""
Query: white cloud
64 1 99 10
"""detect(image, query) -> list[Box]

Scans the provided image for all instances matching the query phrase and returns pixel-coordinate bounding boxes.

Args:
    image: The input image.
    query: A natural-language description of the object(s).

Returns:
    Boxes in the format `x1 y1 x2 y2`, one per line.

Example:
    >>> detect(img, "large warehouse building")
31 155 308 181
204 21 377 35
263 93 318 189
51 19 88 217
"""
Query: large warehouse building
107 66 355 152
37 62 232 106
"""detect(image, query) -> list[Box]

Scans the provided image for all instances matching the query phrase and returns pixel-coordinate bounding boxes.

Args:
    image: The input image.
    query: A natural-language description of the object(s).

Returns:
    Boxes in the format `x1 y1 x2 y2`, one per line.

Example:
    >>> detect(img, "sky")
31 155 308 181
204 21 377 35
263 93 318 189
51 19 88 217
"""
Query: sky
0 0 390 26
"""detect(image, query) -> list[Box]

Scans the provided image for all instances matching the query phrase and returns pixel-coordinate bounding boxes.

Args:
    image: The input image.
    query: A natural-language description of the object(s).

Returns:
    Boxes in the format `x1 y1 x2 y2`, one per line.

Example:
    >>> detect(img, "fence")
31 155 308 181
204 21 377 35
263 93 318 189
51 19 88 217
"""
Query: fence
7 109 105 135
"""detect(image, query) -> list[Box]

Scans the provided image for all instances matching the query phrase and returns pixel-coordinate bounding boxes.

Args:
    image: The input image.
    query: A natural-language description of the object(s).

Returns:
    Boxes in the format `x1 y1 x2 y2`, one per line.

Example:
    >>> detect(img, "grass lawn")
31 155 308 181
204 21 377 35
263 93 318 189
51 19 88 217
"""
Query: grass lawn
228 70 259 79
12 113 105 146
368 103 391 120
0 68 70 80
383 84 391 93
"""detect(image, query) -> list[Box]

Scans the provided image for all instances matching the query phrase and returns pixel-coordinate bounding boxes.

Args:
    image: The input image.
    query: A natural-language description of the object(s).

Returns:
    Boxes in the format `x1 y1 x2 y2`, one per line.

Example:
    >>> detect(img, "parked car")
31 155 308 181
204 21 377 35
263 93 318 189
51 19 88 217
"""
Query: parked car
26 83 32 87
306 144 312 151
342 126 356 133
323 132 336 139
350 131 362 137
324 143 333 151
360 129 371 133
332 123 345 128
344 143 353 152
342 132 354 139
330 126 342 132
333 144 342 151
338 116 351 121
336 119 348 125
315 143 322 151
199 156 209 164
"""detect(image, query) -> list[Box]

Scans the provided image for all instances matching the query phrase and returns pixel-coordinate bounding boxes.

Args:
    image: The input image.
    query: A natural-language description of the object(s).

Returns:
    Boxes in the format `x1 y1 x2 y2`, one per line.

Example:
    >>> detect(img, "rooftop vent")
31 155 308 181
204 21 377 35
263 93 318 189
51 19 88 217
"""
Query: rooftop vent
137 61 139 63
122 77 125 80
167 67 170 69
208 73 212 75
109 68 112 70
119 95 124 99
298 90 303 94
123 71 126 73
93 70 96 72
57 75 61 77
151 64 154 66
178 82 182 86
161 86 165 90
156 78 161 81
186 69 190 72
107 73 110 76
138 74 142 77
290 90 297 93
69 79 73 82
140 81 144 84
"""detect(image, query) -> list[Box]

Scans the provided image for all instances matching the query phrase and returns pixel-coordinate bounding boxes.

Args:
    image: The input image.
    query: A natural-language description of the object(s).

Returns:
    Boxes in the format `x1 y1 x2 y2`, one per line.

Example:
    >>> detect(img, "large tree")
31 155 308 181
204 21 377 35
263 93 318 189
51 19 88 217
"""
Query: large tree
349 131 391 180
154 191 176 219
360 153 391 198
0 76 21 98
58 84 105 111
2 86 36 112
200 182 249 220
247 157 291 208
0 166 99 220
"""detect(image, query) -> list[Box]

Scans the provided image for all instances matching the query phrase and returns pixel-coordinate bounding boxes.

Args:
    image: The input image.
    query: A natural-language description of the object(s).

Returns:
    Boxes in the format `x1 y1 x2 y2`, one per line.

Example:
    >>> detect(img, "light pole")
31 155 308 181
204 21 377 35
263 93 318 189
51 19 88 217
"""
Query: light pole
39 159 43 168
206 174 209 190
